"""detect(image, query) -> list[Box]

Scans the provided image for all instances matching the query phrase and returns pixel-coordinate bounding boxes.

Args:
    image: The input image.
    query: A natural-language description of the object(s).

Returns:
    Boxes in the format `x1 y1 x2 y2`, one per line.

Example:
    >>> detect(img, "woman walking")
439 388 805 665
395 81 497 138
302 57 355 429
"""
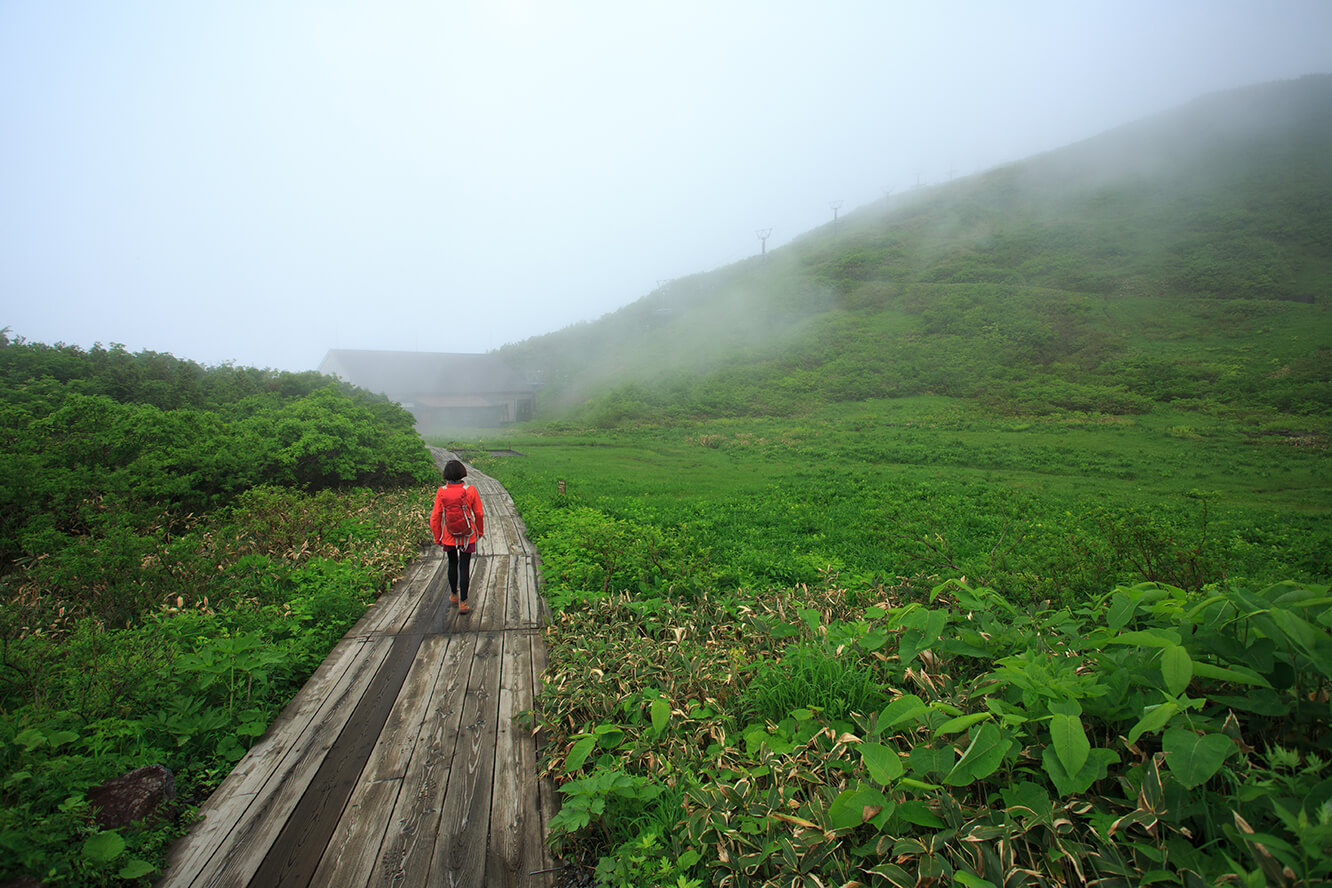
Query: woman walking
430 459 485 615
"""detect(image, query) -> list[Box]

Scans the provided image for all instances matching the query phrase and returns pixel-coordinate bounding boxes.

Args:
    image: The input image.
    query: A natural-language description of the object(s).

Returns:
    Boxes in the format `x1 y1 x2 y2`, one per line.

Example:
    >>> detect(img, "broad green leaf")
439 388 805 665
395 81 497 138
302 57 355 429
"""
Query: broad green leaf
650 697 670 735
1108 629 1182 649
877 695 926 731
1266 607 1323 648
827 784 890 830
237 719 268 738
744 727 796 756
1164 729 1235 789
564 735 596 772
1190 661 1271 687
860 627 890 651
899 609 949 663
119 859 157 880
1049 712 1090 778
895 799 945 828
1000 781 1052 824
899 777 943 791
1041 745 1118 796
1184 593 1228 621
907 745 955 780
83 831 126 864
860 742 904 785
944 722 1012 786
955 872 1000 888
1160 644 1193 697
46 730 79 749
1268 610 1332 678
593 724 624 748
1107 591 1136 632
799 607 822 632
13 728 44 751
1048 698 1081 718
983 697 1029 727
1127 702 1179 745
3 770 31 789
1210 689 1289 716
934 711 990 737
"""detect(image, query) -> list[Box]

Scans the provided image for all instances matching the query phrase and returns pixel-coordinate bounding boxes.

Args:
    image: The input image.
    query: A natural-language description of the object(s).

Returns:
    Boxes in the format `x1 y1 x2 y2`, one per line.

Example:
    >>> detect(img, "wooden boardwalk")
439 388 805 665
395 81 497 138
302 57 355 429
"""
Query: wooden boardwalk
158 452 559 888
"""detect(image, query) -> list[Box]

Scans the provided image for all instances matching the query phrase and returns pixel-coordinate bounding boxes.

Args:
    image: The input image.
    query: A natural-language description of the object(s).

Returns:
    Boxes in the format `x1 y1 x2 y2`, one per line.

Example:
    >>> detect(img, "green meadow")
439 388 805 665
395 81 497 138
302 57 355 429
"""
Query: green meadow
464 398 1327 603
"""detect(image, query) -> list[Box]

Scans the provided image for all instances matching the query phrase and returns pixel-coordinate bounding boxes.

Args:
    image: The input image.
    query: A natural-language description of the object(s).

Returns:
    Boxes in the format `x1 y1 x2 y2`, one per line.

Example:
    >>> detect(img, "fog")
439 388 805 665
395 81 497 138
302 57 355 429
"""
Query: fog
2 0 1329 372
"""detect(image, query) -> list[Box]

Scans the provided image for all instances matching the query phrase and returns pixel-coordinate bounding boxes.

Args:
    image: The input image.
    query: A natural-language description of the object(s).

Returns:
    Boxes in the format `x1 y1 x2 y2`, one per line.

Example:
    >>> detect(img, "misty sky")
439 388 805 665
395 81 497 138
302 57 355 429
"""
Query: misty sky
2 1 1329 372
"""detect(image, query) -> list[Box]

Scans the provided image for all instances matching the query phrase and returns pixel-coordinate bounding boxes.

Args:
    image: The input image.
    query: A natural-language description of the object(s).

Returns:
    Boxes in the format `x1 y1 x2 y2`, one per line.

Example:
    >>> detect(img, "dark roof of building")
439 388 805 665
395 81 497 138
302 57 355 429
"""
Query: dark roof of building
318 350 530 397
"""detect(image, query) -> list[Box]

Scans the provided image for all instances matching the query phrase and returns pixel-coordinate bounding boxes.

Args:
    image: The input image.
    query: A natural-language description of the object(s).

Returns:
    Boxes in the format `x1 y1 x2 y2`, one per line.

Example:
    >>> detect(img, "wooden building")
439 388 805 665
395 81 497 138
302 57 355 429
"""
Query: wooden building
318 350 535 434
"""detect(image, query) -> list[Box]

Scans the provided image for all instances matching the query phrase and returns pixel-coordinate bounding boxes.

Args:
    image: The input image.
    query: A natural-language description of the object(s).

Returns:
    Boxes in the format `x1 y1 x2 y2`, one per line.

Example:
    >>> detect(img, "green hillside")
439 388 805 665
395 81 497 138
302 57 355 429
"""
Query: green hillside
457 77 1332 887
499 75 1331 425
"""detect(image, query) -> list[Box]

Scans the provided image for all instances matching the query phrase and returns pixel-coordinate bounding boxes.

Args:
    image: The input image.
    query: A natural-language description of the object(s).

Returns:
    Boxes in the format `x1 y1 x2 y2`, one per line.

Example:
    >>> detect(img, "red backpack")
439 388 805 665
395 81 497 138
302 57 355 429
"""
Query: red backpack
439 483 475 543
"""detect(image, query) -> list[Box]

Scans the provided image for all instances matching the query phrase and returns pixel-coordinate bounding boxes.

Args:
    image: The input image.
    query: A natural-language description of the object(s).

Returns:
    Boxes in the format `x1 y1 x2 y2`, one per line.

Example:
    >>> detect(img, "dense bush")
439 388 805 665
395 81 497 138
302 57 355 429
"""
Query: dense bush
0 336 436 579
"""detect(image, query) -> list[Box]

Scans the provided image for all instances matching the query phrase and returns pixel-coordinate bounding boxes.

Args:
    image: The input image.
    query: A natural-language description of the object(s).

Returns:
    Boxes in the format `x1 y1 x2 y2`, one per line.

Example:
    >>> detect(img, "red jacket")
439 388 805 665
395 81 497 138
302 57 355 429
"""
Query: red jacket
430 482 485 547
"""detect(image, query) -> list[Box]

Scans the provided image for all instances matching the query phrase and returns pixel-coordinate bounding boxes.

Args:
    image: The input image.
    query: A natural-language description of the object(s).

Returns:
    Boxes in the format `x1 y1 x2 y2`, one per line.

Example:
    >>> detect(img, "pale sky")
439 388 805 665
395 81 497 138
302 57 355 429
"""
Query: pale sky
2 1 1329 371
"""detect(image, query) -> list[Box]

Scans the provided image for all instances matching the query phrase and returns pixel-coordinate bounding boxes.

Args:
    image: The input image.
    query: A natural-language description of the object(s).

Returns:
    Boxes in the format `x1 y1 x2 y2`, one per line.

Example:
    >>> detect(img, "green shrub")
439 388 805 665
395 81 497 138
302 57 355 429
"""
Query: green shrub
739 641 888 724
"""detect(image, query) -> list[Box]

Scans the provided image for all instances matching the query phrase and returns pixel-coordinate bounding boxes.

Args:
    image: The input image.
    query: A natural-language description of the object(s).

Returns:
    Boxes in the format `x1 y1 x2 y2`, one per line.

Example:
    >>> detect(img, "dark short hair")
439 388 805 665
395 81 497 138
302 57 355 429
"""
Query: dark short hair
443 459 468 482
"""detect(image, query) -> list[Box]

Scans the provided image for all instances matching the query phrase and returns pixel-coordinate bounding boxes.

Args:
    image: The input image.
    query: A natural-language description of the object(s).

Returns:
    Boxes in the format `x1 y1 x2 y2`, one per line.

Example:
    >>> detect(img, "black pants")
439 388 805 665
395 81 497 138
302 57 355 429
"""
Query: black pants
446 548 472 602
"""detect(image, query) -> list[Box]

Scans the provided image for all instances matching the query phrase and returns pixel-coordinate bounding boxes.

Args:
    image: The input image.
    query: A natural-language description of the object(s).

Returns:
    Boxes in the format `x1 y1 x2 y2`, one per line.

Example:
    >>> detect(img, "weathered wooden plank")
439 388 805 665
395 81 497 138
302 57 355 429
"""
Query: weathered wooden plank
366 552 446 638
430 630 504 887
530 626 560 887
460 552 487 628
503 554 523 631
307 633 456 888
249 626 442 887
487 633 524 888
369 629 482 888
516 555 538 629
477 554 511 633
509 628 555 888
480 494 508 551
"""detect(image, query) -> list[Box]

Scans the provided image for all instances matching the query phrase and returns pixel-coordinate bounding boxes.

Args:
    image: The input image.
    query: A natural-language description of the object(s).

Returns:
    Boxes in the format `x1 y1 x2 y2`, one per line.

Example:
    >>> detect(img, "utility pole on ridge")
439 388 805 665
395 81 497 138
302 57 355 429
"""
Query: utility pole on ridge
756 227 772 257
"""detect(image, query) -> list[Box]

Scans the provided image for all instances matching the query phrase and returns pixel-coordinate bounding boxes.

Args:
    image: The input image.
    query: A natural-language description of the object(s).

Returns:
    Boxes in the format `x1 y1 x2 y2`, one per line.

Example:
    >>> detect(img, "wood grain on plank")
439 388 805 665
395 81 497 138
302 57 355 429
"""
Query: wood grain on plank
368 628 481 888
431 630 504 887
308 633 455 888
